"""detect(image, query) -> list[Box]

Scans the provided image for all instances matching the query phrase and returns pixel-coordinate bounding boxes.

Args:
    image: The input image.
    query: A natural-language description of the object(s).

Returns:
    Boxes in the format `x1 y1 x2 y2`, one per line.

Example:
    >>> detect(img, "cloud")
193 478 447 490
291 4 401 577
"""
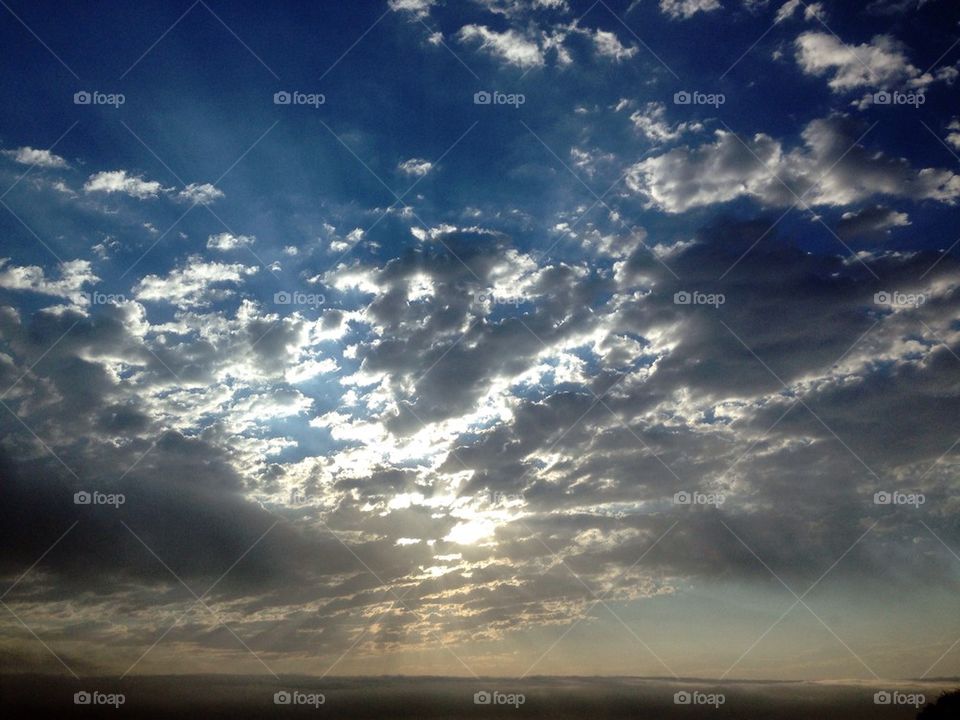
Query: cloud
590 29 637 61
387 0 435 17
133 256 258 307
628 101 702 142
794 32 952 92
457 24 545 68
627 114 960 212
947 118 960 151
83 170 167 199
657 0 721 19
836 204 910 240
1 146 69 168
0 258 98 304
398 158 434 176
207 232 255 251
176 182 224 205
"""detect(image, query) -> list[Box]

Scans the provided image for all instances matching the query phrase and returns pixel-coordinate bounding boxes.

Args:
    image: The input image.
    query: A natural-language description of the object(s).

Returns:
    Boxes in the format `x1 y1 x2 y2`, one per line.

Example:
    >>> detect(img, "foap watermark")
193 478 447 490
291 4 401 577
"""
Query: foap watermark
489 490 525 506
82 291 126 306
673 90 725 108
674 491 725 507
674 290 725 308
74 490 125 508
474 690 525 708
74 90 125 108
873 690 925 708
475 291 525 307
274 290 326 307
274 90 325 108
874 290 926 308
674 690 725 708
473 90 525 108
274 690 325 707
874 490 925 508
873 90 925 108
74 691 125 708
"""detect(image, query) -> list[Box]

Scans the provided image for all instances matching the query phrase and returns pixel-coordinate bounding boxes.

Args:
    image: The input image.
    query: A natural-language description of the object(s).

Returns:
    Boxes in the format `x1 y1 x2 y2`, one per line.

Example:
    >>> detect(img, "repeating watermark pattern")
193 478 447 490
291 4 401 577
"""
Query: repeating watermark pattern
473 690 525 707
874 290 926 308
673 90 725 108
74 90 125 108
274 290 326 307
273 91 325 108
74 691 125 708
475 291 525 307
873 690 925 708
674 491 725 507
674 690 725 708
872 90 925 108
273 690 325 707
473 90 525 108
674 290 725 308
74 490 125 508
873 490 925 508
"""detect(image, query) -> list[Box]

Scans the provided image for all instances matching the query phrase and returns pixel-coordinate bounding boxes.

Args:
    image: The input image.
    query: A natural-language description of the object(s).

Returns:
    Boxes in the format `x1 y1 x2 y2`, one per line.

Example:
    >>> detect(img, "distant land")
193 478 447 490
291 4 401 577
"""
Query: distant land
2 674 957 718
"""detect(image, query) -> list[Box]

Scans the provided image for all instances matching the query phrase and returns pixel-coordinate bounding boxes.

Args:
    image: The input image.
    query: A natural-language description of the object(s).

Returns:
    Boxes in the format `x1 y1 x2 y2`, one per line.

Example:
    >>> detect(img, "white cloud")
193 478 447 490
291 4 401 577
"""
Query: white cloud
84 170 166 199
627 115 960 212
947 119 960 151
629 101 702 142
794 32 947 92
590 29 637 61
133 257 258 308
387 0 435 17
0 258 98 304
458 24 545 68
177 182 224 205
2 146 69 168
398 158 434 176
658 0 721 19
207 232 255 251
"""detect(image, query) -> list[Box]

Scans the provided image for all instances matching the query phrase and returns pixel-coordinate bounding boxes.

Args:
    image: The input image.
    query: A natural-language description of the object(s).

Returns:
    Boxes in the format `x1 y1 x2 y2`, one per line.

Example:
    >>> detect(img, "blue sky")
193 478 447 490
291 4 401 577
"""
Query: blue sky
1 0 959 686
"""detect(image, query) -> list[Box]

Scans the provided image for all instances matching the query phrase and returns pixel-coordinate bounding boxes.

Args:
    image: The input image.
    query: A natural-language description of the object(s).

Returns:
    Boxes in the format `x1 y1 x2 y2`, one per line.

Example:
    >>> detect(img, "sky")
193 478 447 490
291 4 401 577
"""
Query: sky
0 0 959 685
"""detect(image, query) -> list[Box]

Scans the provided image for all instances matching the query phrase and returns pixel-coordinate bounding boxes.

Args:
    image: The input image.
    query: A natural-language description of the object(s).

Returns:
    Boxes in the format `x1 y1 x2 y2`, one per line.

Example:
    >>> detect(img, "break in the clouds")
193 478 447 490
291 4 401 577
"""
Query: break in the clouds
0 0 959 687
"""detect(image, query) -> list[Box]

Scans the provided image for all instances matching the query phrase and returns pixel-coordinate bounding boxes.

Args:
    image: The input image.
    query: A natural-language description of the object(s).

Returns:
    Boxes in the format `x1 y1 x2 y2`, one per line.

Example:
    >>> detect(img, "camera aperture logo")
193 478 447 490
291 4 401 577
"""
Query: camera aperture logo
74 490 125 508
274 290 326 307
74 691 125 708
473 90 525 108
873 490 925 508
74 90 125 108
674 290 725 308
874 290 926 309
673 90 725 108
473 690 525 707
873 690 925 707
274 90 325 108
674 690 725 708
674 491 725 507
273 690 325 707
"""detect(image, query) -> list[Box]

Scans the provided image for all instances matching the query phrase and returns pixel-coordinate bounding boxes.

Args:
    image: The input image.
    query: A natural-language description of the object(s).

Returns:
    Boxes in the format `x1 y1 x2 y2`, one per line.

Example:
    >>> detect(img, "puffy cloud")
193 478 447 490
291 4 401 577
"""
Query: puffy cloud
795 31 953 92
627 115 960 212
590 29 637 61
387 0 435 17
0 258 97 304
398 158 433 176
1 146 69 168
176 182 224 205
83 170 167 199
133 256 258 307
207 232 255 251
628 101 702 143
